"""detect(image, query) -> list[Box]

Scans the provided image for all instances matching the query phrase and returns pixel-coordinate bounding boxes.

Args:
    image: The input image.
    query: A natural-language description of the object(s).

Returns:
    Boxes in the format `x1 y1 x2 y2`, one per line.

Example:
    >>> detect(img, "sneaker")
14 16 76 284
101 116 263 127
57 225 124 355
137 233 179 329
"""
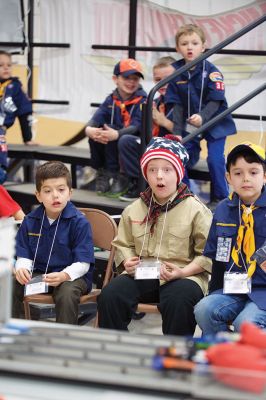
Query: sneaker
80 178 96 191
95 169 111 195
105 173 128 198
119 178 139 201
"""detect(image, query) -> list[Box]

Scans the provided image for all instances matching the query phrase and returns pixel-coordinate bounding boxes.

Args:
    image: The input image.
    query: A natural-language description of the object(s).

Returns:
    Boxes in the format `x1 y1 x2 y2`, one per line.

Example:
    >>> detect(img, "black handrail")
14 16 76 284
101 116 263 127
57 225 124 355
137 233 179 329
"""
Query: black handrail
144 14 266 142
182 82 266 144
91 45 266 56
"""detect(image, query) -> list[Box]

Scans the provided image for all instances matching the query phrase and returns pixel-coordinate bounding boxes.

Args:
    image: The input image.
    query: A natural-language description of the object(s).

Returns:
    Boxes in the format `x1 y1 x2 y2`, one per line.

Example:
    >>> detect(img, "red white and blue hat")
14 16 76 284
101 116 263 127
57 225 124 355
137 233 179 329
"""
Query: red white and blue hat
140 135 189 184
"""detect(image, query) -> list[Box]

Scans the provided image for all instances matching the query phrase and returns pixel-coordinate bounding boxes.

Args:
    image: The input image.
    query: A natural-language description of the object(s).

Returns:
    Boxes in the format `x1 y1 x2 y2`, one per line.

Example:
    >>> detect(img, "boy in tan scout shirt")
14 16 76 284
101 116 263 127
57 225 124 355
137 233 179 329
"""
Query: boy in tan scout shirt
98 136 212 336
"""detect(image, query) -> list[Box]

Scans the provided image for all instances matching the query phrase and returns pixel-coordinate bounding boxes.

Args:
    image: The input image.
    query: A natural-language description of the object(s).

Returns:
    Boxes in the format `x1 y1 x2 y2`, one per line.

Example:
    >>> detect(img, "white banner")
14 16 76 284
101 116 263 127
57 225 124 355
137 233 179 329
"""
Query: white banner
37 0 266 133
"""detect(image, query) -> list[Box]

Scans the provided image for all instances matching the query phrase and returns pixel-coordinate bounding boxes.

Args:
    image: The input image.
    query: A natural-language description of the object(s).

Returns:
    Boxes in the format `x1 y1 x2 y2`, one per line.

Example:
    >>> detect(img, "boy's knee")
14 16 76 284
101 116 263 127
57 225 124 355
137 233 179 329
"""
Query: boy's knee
194 296 210 318
55 282 80 305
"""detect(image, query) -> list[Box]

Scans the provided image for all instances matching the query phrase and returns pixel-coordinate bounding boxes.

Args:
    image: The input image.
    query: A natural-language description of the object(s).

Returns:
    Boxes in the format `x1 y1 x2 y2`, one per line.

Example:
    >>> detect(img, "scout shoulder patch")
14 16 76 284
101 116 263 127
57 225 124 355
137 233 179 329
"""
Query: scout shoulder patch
209 71 223 82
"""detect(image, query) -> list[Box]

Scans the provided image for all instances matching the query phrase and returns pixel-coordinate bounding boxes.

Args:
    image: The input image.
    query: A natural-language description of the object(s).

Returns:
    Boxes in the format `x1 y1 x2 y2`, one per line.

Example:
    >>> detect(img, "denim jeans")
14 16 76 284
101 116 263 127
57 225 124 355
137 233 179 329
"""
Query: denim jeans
194 293 266 335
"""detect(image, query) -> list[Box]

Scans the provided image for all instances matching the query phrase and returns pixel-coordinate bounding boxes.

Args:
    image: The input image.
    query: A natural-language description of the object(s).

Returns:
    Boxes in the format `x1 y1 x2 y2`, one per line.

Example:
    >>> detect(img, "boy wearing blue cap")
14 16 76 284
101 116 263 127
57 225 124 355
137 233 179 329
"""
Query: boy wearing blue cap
84 58 147 198
195 142 266 334
98 136 212 336
12 161 95 324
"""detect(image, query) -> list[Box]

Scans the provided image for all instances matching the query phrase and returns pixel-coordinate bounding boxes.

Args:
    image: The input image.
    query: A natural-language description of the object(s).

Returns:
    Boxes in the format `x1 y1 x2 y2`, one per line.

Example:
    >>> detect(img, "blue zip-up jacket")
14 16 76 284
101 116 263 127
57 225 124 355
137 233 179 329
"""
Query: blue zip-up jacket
165 59 236 139
0 77 32 141
88 87 147 137
204 189 266 310
16 202 95 291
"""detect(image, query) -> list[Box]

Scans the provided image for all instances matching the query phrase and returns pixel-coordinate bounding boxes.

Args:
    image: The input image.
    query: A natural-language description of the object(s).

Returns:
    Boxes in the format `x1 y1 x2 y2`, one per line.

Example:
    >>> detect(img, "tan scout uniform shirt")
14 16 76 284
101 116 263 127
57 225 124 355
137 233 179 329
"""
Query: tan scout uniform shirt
113 195 213 295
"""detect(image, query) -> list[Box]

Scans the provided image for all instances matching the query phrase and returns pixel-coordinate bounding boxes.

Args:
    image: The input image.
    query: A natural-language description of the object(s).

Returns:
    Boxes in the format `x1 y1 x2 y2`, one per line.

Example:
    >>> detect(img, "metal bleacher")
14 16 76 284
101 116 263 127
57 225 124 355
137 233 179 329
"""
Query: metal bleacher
5 143 211 214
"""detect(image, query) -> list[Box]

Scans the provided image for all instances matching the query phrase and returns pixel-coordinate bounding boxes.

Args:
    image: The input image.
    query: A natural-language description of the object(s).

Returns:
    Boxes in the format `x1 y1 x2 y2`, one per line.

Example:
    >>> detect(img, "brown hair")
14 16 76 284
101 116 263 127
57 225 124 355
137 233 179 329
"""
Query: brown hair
35 161 72 191
0 50 11 58
175 24 206 46
153 56 176 70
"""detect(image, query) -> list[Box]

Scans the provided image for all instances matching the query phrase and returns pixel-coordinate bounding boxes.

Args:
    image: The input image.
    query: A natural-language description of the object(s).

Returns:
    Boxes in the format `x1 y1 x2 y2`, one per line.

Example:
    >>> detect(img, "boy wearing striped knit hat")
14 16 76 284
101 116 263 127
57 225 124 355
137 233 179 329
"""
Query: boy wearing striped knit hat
98 135 212 336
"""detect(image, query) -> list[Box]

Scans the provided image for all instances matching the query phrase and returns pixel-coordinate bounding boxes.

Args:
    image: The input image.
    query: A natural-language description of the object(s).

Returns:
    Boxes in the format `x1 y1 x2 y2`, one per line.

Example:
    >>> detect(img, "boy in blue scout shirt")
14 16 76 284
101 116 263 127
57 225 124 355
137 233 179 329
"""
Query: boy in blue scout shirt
0 50 37 183
165 24 236 207
12 161 95 324
194 142 266 334
84 58 147 198
119 56 177 201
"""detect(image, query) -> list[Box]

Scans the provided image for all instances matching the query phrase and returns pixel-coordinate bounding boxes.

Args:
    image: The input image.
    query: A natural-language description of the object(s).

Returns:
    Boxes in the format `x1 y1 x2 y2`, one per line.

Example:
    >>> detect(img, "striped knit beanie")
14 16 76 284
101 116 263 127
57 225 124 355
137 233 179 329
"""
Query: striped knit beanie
140 135 189 184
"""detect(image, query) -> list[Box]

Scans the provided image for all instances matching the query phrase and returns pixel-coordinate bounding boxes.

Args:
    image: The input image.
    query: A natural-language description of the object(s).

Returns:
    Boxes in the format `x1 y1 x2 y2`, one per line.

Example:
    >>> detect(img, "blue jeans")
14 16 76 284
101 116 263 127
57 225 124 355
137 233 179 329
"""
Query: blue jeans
206 136 228 199
194 293 266 335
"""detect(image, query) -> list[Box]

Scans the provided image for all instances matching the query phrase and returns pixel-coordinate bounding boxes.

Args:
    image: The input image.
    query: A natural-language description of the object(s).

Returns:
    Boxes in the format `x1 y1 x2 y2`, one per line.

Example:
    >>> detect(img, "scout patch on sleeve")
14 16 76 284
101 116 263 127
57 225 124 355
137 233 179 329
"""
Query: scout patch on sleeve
215 81 225 90
209 71 223 82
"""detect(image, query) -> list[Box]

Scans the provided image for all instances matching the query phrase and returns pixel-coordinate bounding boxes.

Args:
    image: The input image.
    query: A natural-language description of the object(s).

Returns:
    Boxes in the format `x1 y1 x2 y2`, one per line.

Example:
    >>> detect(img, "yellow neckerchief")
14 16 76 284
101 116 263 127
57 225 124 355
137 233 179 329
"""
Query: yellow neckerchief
231 201 257 277
0 79 12 99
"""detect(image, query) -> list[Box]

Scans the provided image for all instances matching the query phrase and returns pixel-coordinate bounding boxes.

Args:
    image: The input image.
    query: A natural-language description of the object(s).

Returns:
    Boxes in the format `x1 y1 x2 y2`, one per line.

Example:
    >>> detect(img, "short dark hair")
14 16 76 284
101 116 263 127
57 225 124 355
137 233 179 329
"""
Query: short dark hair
226 148 266 173
35 161 72 191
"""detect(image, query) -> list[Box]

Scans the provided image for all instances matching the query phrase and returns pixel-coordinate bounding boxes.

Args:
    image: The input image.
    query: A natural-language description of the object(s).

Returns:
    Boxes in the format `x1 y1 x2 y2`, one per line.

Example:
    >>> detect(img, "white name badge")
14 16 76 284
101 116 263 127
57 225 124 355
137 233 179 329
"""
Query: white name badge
223 272 251 294
24 275 49 296
135 260 161 280
216 237 232 262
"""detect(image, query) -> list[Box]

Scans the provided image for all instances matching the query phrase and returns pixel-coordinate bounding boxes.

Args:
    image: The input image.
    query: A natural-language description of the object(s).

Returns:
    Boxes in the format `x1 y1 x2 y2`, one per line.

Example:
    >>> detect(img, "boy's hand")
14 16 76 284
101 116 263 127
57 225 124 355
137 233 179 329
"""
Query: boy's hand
160 262 184 281
123 256 140 276
187 114 202 127
43 272 70 287
15 268 31 285
152 107 167 126
260 260 266 272
98 124 119 142
85 126 104 141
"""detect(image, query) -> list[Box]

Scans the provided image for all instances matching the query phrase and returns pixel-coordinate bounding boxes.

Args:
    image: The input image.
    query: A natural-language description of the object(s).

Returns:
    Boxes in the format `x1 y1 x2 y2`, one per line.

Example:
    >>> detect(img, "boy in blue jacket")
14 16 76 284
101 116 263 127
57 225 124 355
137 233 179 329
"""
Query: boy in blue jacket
84 58 147 198
13 161 95 324
194 142 266 334
0 50 36 183
165 24 236 207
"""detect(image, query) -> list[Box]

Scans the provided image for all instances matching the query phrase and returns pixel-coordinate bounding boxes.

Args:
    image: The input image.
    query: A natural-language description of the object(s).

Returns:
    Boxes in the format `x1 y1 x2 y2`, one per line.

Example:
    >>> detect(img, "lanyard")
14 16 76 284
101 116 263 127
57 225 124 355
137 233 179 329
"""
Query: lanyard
139 197 169 262
30 210 61 276
187 60 205 118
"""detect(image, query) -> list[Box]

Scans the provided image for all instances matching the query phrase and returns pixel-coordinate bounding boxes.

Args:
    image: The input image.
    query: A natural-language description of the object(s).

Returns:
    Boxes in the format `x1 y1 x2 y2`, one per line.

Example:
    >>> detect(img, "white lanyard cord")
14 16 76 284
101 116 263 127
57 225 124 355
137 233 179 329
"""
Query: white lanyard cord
228 199 249 273
138 197 170 262
187 60 205 119
111 99 115 125
30 210 61 276
156 201 170 261
30 210 45 275
44 213 61 276
139 196 153 260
